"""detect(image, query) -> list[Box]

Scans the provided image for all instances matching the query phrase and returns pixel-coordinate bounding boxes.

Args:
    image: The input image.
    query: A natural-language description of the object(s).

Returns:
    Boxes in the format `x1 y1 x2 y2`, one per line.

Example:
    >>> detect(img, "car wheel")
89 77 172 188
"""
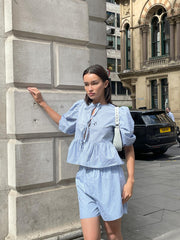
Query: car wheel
153 147 167 155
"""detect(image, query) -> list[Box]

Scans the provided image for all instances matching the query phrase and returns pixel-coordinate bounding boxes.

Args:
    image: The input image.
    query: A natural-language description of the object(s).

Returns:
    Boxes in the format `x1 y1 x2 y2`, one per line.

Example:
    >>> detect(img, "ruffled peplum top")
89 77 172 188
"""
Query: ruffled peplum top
59 100 136 168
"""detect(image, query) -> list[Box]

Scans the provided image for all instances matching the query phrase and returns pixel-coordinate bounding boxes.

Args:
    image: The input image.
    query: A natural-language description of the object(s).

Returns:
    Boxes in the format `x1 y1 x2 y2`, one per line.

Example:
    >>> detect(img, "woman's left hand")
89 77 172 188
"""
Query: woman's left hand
122 179 134 204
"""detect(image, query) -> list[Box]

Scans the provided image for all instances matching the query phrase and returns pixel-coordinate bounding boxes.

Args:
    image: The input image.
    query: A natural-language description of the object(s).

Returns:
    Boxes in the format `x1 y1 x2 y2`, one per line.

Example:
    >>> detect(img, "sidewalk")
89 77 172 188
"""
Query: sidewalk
120 148 180 240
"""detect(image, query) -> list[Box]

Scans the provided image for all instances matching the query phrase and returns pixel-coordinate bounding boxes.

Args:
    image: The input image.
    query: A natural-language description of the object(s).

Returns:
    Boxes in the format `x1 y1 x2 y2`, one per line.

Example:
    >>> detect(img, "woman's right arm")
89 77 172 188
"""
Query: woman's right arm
27 87 61 125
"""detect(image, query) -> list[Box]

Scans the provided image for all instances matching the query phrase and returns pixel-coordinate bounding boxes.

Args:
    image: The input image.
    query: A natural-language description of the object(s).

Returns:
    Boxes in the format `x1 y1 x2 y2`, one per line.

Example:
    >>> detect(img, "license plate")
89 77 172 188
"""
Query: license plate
160 127 171 133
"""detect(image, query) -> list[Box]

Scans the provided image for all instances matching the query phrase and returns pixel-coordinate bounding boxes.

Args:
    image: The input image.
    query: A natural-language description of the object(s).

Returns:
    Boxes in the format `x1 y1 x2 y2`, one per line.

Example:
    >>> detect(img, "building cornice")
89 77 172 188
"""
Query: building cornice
118 64 180 79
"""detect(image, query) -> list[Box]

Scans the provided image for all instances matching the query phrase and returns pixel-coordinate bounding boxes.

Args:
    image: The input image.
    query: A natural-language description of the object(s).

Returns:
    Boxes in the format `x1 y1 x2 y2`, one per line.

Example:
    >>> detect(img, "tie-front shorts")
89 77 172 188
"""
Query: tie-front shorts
75 165 127 221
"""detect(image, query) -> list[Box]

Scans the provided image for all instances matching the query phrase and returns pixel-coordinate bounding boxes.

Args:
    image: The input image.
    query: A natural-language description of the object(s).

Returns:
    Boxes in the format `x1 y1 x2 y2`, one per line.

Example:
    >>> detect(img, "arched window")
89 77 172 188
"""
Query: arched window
151 8 170 57
151 17 160 57
161 14 170 55
125 24 131 69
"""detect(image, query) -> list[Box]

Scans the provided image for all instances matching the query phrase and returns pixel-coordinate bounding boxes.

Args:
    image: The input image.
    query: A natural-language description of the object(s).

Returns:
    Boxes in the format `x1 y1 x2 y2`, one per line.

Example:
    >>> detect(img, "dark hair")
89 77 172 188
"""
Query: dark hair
83 64 112 105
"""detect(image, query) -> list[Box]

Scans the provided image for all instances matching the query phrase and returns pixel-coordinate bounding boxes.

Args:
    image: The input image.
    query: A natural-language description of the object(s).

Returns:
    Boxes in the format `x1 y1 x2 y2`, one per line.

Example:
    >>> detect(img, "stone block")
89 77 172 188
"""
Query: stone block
0 190 8 240
0 140 8 190
55 138 79 183
89 20 106 46
0 0 4 36
6 88 84 136
45 237 58 240
5 38 52 85
89 47 107 68
4 0 89 43
0 39 6 138
8 187 80 240
8 139 54 189
0 38 5 81
86 0 106 20
54 43 89 87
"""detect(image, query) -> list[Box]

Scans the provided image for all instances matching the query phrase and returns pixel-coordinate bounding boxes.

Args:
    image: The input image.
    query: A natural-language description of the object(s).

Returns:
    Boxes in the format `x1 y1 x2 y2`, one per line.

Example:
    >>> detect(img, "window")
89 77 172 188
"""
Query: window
151 80 158 109
117 59 121 72
117 82 126 95
107 59 121 73
111 81 130 95
125 24 131 69
111 81 115 94
131 112 145 124
128 89 131 95
107 28 115 35
107 35 115 49
117 36 120 50
161 78 168 110
151 17 160 57
161 14 170 55
151 8 170 57
149 78 168 110
106 12 115 26
117 14 120 28
107 58 116 72
106 0 115 3
142 113 171 124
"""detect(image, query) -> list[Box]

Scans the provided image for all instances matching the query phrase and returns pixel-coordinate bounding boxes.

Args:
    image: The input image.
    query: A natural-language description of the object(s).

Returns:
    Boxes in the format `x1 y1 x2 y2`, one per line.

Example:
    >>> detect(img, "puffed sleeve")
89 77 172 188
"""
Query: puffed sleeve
119 106 136 146
59 99 84 134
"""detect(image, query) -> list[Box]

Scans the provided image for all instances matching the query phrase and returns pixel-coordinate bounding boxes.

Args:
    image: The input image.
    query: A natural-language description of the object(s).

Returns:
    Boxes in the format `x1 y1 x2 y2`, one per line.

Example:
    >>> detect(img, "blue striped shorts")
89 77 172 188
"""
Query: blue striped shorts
75 165 127 221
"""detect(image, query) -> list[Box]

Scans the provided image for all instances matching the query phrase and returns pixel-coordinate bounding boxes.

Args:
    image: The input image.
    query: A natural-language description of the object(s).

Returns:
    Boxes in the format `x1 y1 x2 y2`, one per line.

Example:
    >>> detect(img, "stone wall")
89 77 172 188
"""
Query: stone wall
0 0 107 239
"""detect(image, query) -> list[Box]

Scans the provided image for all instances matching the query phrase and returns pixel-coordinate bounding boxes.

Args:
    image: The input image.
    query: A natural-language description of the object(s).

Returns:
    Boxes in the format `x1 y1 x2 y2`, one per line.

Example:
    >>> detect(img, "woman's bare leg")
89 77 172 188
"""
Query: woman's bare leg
81 216 101 240
104 218 123 240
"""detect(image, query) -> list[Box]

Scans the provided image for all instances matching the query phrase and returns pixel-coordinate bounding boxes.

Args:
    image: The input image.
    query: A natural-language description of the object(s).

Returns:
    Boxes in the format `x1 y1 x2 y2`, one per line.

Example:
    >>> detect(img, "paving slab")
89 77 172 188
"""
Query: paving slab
132 183 176 200
128 198 161 216
153 229 180 240
161 187 180 200
136 221 178 239
140 194 180 211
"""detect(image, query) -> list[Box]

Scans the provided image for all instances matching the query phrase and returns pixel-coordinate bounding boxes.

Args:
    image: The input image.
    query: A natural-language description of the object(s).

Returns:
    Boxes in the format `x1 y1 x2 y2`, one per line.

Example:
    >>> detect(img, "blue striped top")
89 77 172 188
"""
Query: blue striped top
59 100 136 168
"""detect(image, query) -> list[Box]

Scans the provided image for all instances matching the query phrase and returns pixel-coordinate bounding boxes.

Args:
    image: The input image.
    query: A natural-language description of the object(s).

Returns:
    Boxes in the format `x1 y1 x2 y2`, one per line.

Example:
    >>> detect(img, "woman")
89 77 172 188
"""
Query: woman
28 64 135 240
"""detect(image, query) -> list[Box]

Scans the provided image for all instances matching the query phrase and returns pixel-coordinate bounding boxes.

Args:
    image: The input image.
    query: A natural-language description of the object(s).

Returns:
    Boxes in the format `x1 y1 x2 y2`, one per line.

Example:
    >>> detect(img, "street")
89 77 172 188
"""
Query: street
134 143 180 162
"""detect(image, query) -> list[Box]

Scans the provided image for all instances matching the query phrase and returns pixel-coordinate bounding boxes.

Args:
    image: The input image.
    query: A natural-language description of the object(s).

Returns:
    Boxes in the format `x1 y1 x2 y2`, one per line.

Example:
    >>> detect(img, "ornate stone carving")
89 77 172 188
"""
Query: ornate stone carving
123 0 130 16
123 0 130 6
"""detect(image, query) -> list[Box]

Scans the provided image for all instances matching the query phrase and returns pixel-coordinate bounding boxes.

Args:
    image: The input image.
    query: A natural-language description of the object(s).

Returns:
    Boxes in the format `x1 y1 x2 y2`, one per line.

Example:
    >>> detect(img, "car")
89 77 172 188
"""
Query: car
176 126 180 147
130 109 177 154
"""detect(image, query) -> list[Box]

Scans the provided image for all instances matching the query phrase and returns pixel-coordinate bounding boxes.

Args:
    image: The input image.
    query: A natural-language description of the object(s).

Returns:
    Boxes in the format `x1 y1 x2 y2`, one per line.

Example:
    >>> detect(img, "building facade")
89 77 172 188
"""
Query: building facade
0 0 107 239
117 0 180 125
106 0 132 106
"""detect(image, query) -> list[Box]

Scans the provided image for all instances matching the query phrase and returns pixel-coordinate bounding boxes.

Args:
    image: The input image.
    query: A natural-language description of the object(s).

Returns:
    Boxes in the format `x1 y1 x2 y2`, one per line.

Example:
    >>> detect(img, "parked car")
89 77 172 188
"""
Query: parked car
177 126 180 147
130 109 177 154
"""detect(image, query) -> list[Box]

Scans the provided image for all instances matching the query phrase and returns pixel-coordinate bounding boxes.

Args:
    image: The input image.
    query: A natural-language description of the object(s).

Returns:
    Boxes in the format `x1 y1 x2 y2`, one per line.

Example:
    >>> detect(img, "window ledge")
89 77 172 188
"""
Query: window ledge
123 69 131 73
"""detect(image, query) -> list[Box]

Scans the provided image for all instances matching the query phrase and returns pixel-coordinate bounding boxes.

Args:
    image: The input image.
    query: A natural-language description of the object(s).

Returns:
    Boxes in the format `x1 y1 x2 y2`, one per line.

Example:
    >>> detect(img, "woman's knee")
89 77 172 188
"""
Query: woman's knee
107 232 123 240
103 218 123 240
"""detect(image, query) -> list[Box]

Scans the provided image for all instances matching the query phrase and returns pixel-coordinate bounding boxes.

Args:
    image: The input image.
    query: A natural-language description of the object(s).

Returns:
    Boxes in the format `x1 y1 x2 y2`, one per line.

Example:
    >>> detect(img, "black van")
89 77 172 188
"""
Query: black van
130 110 177 154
